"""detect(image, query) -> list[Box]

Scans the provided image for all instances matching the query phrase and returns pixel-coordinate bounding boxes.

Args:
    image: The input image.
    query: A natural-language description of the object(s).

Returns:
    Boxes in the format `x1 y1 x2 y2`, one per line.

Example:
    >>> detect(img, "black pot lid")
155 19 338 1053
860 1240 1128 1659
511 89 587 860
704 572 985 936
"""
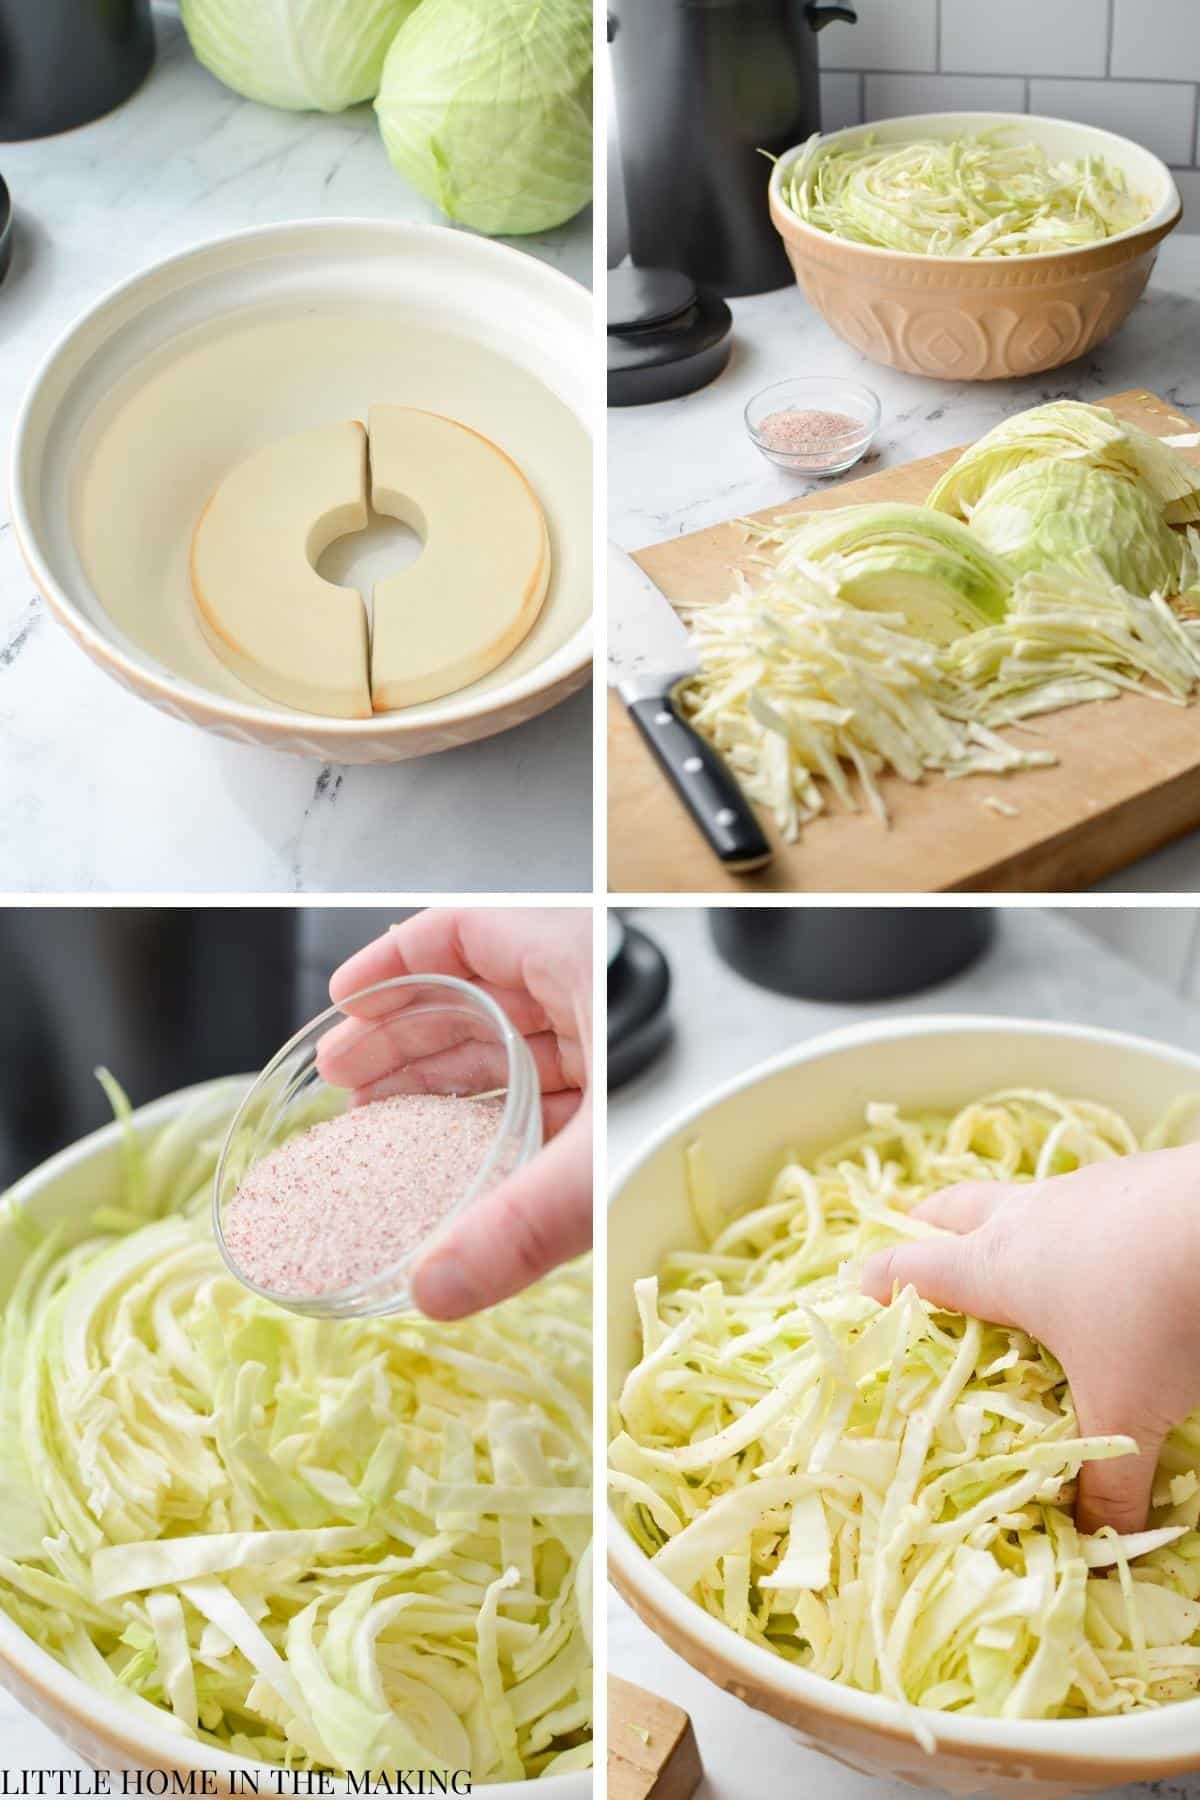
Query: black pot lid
608 264 733 407
608 921 672 1089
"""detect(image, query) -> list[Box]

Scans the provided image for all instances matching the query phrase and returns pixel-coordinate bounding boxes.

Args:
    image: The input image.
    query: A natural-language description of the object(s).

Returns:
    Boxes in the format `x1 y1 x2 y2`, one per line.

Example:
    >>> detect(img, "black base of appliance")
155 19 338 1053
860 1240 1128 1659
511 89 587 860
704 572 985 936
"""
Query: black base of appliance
708 908 995 1002
609 917 672 1087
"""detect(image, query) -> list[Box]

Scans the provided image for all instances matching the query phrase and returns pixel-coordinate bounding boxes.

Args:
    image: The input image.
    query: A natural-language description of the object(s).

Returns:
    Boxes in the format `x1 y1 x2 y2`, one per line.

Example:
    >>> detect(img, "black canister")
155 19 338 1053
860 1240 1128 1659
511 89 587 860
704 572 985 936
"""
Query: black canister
608 1 856 297
0 0 155 141
708 908 995 1002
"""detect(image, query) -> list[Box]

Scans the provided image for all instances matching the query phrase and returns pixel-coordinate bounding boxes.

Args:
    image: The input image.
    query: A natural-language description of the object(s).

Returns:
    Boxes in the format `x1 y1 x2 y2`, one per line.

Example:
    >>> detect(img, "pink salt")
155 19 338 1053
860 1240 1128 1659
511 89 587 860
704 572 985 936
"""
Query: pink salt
756 406 861 467
224 1094 505 1297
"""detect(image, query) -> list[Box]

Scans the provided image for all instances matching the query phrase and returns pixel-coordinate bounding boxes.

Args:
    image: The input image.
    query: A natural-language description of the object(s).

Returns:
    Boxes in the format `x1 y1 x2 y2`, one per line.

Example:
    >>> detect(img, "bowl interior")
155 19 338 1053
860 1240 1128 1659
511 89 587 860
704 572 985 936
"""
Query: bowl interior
15 222 592 731
772 111 1180 255
608 1016 1200 1766
0 1081 589 1800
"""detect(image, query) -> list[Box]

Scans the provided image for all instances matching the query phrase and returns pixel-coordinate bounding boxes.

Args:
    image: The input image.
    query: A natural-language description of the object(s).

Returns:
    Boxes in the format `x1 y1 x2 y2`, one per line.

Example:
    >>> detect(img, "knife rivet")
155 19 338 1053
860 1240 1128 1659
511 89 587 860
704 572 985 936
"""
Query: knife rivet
716 808 736 827
683 756 702 773
655 710 671 725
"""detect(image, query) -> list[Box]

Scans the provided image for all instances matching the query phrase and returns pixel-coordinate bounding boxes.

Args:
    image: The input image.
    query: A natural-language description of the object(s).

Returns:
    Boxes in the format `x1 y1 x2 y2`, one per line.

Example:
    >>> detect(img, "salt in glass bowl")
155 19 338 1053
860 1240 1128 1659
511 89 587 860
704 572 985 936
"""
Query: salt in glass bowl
213 974 542 1319
745 376 880 474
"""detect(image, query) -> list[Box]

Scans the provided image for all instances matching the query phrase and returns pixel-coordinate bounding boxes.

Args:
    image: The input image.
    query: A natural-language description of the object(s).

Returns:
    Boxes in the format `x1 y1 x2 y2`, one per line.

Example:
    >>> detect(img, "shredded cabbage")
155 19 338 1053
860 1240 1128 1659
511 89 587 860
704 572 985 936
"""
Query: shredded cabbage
0 1081 592 1781
677 550 1200 841
781 129 1152 257
611 1090 1200 1730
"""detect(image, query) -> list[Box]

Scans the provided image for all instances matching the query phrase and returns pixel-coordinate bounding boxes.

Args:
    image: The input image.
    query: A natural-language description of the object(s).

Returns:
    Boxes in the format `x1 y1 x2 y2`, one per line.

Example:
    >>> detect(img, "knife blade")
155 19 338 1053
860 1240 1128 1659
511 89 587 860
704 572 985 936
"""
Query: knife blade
608 543 772 875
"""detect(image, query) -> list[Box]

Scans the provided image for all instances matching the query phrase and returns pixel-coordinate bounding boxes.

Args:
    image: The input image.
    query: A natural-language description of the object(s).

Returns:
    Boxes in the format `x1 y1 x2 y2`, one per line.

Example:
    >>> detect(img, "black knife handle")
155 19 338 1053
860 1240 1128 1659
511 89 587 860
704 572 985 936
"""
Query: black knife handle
627 693 772 874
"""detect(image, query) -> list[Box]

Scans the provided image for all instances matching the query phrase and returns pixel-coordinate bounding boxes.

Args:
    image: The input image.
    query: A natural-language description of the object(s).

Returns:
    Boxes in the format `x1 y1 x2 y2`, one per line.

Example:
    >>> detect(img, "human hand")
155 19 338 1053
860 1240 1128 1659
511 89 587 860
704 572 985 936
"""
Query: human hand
319 908 592 1320
861 1144 1200 1535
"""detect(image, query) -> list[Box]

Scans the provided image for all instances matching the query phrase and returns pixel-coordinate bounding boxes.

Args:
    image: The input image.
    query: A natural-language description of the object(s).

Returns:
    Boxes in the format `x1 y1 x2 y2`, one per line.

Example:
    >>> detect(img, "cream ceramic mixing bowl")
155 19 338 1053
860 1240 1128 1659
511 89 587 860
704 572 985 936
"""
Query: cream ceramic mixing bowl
769 113 1182 380
11 220 592 763
0 1081 591 1800
609 1015 1200 1799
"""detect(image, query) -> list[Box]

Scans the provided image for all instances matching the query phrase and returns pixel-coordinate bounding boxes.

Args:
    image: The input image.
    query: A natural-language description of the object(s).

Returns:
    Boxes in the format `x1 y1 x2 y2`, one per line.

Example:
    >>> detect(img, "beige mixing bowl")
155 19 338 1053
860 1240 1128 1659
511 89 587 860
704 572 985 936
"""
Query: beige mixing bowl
609 1015 1200 1800
769 113 1182 380
0 1082 591 1800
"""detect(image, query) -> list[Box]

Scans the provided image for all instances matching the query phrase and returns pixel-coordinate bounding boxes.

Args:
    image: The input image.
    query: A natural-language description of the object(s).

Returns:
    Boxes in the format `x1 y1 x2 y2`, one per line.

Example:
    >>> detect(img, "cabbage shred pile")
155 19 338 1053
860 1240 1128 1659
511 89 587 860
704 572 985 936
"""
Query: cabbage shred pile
611 1091 1200 1729
782 129 1152 256
0 1084 593 1780
677 550 1200 841
676 402 1200 842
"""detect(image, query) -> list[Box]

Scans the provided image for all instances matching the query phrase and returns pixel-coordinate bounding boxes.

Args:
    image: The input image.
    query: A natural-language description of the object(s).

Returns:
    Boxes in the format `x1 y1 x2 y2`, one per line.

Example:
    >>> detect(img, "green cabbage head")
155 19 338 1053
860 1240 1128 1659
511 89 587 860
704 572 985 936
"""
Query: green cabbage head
375 0 594 236
180 0 418 112
970 463 1187 596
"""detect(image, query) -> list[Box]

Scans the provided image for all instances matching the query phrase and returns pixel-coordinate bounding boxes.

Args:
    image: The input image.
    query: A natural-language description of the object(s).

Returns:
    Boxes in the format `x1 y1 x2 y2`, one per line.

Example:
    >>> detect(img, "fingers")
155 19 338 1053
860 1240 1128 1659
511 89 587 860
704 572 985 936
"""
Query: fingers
861 1230 1016 1326
320 1016 582 1101
411 1104 593 1319
910 1180 1013 1233
329 910 585 1037
1071 1393 1163 1537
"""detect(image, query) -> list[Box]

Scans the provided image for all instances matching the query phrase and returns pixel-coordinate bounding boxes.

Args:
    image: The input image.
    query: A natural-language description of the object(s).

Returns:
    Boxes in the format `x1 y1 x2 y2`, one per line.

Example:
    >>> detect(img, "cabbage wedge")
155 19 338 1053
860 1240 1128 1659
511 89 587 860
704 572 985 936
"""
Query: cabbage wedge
929 402 1200 529
968 463 1190 596
768 503 1014 645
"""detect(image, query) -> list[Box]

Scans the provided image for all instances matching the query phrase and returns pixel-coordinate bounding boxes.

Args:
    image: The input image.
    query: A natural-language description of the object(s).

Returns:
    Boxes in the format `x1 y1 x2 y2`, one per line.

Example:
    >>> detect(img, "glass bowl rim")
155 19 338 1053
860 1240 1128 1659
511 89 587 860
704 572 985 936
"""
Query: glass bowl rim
744 377 881 447
212 971 531 1314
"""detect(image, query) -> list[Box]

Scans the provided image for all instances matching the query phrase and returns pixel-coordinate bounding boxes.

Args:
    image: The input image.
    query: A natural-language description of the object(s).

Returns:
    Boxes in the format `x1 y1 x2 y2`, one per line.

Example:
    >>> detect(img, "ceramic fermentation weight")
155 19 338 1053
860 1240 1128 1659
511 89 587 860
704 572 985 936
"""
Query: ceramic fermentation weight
769 113 1182 380
214 975 541 1319
0 1082 589 1800
609 1015 1200 1798
11 220 592 763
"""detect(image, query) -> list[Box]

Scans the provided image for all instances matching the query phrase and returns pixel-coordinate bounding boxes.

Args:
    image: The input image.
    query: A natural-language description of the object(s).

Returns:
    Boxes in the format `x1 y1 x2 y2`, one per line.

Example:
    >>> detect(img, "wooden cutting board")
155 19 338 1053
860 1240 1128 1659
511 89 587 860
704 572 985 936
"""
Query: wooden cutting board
608 389 1200 894
608 1676 703 1800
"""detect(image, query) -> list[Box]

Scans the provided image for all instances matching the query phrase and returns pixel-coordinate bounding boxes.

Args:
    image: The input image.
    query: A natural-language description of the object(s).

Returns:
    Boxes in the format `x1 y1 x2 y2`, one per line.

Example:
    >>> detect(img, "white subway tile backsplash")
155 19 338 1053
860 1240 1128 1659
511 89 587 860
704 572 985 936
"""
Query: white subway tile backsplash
1112 0 1200 83
942 0 1107 79
821 0 937 74
820 71 863 133
864 73 1026 123
1029 77 1197 166
1170 167 1200 227
823 0 1200 181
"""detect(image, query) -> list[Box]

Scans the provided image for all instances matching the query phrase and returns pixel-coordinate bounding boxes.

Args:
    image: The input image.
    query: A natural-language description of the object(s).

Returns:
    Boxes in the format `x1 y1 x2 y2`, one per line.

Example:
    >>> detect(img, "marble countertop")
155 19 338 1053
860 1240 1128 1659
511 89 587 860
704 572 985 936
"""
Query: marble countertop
608 234 1200 894
0 5 593 896
608 903 1200 1800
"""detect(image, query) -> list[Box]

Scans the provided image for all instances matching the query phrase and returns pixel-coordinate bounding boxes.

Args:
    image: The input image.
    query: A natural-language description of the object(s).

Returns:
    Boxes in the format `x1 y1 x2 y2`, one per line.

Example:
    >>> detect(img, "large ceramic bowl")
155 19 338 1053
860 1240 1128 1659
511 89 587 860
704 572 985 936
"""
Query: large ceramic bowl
11 220 592 764
609 1015 1200 1800
769 113 1182 380
0 1081 591 1800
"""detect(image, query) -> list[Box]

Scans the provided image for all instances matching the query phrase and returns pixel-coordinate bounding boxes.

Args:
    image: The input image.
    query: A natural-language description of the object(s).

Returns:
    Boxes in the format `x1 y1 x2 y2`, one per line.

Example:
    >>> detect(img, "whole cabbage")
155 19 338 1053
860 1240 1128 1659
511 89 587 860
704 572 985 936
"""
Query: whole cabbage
375 0 593 236
180 0 419 112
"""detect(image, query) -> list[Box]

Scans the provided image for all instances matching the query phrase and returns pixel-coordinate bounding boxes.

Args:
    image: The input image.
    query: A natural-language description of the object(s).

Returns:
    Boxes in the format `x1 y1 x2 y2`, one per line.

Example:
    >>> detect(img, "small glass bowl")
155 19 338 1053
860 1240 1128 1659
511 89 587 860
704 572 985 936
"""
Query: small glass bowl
745 377 880 475
213 974 542 1319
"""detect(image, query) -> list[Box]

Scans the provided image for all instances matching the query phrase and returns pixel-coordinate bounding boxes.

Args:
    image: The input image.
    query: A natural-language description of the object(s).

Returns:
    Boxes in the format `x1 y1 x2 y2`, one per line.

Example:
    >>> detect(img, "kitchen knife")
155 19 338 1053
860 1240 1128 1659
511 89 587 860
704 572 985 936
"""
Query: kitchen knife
608 543 772 874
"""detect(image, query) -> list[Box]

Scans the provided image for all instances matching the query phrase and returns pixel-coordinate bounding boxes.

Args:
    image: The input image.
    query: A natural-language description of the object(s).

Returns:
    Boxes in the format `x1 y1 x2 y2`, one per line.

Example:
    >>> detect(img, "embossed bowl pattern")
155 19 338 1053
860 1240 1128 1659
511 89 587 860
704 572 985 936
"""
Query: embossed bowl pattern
769 114 1182 381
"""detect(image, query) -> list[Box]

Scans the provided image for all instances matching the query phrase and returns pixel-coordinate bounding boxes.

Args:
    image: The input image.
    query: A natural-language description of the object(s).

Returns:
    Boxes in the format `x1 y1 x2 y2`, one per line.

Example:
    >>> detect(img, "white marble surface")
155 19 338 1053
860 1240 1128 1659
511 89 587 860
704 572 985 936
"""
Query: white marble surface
0 5 593 896
608 235 1200 893
608 903 1200 1800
